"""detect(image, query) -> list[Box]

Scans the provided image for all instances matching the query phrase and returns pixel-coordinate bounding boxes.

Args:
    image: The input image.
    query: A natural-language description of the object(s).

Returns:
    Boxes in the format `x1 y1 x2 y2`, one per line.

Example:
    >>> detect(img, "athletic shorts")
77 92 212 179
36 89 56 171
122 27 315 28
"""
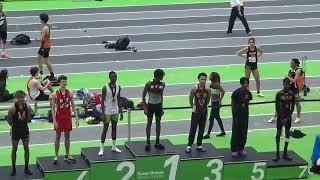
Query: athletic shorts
35 90 49 101
0 30 7 42
147 103 163 118
103 114 119 124
38 47 50 58
277 117 292 130
55 117 72 133
245 62 258 71
11 126 29 141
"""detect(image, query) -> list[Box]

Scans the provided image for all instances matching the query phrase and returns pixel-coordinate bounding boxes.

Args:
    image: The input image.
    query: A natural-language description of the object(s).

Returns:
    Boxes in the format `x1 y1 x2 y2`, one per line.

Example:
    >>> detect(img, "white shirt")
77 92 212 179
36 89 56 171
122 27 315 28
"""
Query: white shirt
231 0 244 7
28 78 40 100
104 84 120 115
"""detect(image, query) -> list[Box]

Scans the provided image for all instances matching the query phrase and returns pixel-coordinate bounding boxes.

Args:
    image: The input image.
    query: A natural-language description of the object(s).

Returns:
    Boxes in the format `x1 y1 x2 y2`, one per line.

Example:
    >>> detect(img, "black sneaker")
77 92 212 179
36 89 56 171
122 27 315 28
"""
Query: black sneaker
272 155 280 162
246 31 253 36
216 132 226 137
226 31 232 35
185 146 191 153
53 156 59 165
10 168 16 176
145 144 151 151
282 154 292 161
203 134 210 139
154 143 165 150
64 155 76 163
24 168 33 176
196 146 206 152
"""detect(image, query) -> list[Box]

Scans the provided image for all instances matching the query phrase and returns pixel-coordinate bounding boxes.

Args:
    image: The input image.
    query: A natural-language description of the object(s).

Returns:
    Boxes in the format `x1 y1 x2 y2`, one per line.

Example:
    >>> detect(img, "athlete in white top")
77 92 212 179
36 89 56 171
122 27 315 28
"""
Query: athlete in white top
98 71 123 155
27 66 53 101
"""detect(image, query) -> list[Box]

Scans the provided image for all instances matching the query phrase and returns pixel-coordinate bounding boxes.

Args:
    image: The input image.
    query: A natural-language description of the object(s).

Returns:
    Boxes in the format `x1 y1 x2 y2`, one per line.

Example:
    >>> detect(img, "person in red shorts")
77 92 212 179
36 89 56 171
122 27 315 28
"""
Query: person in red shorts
50 75 79 164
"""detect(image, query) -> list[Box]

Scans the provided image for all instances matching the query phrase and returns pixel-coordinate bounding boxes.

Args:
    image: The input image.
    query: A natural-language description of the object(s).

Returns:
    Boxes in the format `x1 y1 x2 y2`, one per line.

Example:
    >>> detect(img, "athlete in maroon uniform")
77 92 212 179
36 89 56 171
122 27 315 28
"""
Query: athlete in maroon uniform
185 73 211 153
50 75 79 164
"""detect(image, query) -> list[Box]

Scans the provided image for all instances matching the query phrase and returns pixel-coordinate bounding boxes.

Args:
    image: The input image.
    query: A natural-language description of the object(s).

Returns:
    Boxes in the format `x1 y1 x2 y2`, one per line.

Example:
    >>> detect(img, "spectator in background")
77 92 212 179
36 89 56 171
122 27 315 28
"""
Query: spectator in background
0 3 9 59
0 69 13 102
227 0 252 36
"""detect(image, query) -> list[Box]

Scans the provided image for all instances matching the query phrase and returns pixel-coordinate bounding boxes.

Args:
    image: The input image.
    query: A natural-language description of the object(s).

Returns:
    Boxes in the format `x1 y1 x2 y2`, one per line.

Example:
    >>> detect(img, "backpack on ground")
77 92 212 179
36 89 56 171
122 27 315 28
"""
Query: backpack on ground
120 97 134 110
10 34 31 45
115 36 130 50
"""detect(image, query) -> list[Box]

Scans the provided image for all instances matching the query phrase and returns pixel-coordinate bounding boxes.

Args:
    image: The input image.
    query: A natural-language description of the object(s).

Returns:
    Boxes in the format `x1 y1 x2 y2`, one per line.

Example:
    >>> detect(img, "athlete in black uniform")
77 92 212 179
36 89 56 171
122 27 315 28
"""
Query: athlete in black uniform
7 90 33 176
236 38 264 97
273 78 295 161
231 77 252 157
268 59 302 123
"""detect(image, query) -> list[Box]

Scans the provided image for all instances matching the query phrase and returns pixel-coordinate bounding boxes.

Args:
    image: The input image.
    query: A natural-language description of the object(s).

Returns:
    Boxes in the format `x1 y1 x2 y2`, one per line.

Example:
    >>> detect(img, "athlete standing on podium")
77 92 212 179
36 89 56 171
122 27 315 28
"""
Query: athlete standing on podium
98 71 123 155
51 75 79 164
273 78 295 161
142 69 166 151
8 91 33 176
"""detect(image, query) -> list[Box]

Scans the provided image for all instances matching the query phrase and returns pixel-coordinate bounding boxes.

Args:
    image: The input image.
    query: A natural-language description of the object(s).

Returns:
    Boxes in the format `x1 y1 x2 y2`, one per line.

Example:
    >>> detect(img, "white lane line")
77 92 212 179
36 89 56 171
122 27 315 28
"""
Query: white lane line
0 114 319 148
0 111 319 133
7 32 320 51
2 0 290 13
8 17 320 34
8 3 320 19
3 50 320 69
7 40 320 59
8 9 320 26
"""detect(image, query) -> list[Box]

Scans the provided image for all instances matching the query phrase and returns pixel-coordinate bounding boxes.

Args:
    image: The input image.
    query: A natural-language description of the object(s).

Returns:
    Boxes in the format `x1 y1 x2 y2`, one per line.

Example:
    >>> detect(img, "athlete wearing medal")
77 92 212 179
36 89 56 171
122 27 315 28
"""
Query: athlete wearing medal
142 69 166 151
98 71 123 155
50 75 79 164
8 91 33 176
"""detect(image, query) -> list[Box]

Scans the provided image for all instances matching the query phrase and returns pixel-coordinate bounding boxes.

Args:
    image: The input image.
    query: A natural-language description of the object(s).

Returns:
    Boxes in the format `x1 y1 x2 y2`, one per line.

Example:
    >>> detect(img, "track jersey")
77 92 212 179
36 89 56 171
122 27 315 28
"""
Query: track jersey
288 68 301 94
275 89 295 118
55 89 72 120
104 83 120 115
148 79 165 104
41 25 51 48
246 46 258 64
193 85 209 115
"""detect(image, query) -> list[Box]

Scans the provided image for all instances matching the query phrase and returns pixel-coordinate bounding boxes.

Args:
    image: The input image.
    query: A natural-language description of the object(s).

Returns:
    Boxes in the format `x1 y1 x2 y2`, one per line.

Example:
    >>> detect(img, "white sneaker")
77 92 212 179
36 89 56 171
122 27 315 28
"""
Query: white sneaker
112 146 122 153
294 117 302 123
98 147 104 156
267 116 276 123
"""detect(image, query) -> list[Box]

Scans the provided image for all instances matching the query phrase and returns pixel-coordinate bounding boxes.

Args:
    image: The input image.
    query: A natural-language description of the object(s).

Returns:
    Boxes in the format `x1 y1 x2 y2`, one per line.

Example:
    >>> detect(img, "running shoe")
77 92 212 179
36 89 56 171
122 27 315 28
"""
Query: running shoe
98 147 104 156
267 116 276 123
216 132 226 137
257 92 265 97
64 155 76 163
154 143 165 150
203 134 210 139
1 53 10 59
294 117 302 123
185 146 191 153
239 150 247 156
53 156 59 165
145 144 151 151
196 146 206 152
112 146 122 153
231 152 238 157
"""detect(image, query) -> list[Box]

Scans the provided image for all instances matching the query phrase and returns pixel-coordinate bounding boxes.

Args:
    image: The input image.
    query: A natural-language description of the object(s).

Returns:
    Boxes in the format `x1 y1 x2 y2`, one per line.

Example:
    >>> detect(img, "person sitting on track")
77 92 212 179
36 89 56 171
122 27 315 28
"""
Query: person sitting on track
0 69 13 102
27 66 53 101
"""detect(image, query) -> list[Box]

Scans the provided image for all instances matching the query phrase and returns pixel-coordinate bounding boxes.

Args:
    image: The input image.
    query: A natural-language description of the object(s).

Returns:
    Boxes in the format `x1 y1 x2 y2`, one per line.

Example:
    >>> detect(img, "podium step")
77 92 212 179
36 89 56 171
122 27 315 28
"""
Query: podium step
126 139 179 180
175 143 224 180
36 155 89 180
0 165 43 180
258 151 309 180
81 145 135 180
215 147 267 180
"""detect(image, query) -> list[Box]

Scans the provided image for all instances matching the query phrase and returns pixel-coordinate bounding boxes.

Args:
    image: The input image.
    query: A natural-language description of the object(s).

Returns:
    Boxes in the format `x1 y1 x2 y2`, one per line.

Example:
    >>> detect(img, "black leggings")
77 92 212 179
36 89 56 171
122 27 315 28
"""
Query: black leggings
207 102 225 135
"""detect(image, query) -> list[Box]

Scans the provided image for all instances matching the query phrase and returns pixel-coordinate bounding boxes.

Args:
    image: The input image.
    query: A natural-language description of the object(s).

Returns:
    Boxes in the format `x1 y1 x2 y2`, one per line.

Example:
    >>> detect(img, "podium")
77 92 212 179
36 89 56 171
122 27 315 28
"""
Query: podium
81 145 136 180
258 151 309 180
1 165 43 180
36 155 89 180
175 143 224 180
126 139 179 180
216 147 267 180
